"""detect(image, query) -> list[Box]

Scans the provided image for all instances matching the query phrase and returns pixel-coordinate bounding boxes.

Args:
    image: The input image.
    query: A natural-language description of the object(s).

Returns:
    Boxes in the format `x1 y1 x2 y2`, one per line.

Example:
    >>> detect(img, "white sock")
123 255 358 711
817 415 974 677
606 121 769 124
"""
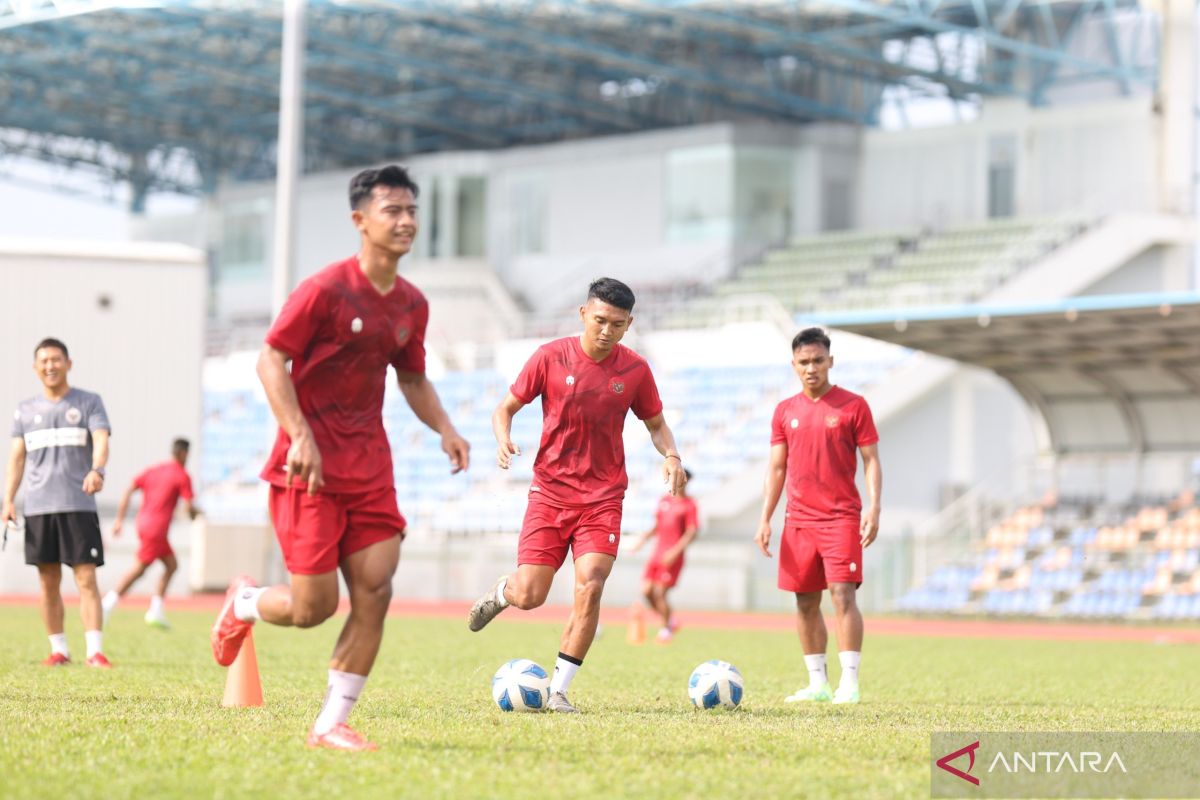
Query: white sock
804 653 828 688
102 590 119 614
85 630 103 659
234 586 267 622
312 670 368 736
495 576 510 608
149 595 165 616
550 653 582 694
838 650 861 691
49 633 69 657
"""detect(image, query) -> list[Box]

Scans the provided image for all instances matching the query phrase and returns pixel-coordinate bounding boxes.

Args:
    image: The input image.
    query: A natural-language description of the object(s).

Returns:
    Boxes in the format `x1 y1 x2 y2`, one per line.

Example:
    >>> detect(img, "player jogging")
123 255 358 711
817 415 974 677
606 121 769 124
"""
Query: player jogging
467 277 687 713
3 337 113 668
629 469 698 643
103 438 200 629
755 327 881 705
209 165 470 750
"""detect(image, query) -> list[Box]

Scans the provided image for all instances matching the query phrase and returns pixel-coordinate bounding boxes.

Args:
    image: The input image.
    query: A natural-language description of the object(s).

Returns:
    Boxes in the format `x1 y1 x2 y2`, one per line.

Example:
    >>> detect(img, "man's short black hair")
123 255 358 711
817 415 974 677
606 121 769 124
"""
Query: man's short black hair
587 277 636 312
172 438 190 453
684 468 694 482
792 327 831 352
34 337 69 359
349 165 420 210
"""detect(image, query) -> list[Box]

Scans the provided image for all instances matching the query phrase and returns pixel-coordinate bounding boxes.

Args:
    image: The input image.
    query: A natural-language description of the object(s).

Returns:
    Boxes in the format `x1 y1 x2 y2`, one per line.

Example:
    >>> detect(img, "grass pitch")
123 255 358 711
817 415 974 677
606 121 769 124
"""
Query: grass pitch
1 606 1197 800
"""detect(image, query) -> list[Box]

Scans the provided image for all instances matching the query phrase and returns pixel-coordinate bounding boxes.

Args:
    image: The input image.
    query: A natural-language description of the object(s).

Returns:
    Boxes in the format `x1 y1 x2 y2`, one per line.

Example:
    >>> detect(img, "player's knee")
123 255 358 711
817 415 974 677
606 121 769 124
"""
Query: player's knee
829 585 858 611
354 578 393 612
795 593 822 616
292 601 336 628
509 582 547 610
575 575 605 605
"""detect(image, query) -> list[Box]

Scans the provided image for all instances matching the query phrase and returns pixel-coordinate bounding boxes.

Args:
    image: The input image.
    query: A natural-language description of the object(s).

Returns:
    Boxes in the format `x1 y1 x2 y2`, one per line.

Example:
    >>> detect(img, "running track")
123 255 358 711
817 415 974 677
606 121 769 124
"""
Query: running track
3 594 1197 644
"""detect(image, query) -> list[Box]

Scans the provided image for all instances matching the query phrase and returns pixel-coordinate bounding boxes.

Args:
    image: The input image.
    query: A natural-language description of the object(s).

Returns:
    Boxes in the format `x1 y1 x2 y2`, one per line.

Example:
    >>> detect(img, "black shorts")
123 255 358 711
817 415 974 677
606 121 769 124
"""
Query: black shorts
25 512 104 567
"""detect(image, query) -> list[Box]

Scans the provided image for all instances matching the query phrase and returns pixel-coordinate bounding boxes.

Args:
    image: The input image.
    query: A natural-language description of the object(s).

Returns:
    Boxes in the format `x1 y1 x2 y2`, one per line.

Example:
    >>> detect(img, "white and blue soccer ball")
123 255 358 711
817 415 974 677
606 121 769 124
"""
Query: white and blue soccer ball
688 660 744 710
491 659 551 712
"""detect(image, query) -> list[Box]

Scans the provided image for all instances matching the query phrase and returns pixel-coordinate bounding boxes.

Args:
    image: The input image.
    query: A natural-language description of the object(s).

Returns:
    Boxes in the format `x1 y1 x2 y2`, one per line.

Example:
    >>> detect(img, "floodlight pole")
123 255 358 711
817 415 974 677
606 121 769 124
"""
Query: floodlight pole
272 0 306 316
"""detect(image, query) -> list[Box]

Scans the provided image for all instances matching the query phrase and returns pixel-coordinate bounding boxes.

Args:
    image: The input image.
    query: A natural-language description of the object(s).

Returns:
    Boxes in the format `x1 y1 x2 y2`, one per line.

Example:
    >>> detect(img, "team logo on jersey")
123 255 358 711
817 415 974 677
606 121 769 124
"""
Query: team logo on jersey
790 418 799 429
610 379 625 394
65 408 82 425
351 317 363 334
825 415 840 428
608 533 616 544
566 375 575 386
395 323 410 344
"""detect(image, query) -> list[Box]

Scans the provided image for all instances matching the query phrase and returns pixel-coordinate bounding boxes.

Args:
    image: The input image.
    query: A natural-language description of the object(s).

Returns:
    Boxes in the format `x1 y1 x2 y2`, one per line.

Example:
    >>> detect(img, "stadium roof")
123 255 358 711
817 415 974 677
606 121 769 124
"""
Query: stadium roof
0 0 1158 205
820 292 1200 456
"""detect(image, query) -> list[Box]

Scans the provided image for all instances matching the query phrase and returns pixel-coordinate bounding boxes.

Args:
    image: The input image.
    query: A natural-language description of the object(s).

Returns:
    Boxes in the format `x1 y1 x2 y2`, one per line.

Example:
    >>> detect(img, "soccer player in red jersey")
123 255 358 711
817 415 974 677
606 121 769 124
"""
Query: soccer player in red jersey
467 278 686 713
104 438 200 629
630 470 698 643
210 166 470 750
755 328 881 705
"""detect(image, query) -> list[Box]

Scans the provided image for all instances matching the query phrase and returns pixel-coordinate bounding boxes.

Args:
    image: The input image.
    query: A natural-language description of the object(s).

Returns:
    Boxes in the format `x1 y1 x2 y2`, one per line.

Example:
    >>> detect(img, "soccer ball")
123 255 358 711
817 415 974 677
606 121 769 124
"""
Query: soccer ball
491 659 551 712
688 660 744 709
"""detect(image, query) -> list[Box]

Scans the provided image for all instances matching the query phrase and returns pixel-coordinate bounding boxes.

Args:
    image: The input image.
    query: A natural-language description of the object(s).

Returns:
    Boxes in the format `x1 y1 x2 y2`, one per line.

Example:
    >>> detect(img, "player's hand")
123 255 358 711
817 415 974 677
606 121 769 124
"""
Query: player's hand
861 507 880 548
662 457 687 496
1 501 15 526
111 519 123 538
82 470 104 495
661 550 679 567
496 439 520 470
442 429 470 474
285 431 324 495
754 521 773 558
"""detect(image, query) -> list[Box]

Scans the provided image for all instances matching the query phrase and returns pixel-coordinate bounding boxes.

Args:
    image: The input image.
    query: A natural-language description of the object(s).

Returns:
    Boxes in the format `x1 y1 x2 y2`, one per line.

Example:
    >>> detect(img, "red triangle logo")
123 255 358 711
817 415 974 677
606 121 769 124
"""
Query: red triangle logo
936 740 981 786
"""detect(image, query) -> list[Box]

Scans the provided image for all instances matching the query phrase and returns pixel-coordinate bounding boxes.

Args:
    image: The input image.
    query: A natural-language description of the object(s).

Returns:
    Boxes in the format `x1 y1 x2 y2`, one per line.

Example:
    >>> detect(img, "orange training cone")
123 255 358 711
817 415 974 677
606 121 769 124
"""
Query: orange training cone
221 630 264 707
626 603 645 645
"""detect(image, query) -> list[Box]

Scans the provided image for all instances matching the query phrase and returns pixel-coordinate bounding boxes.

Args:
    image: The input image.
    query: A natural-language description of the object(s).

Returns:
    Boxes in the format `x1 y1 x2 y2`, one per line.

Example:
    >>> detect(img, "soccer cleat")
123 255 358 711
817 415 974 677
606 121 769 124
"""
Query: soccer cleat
667 617 682 634
86 653 113 669
467 575 509 632
306 723 379 752
654 627 673 644
144 612 171 630
211 574 257 667
784 682 832 703
546 691 578 714
832 686 860 704
42 652 71 667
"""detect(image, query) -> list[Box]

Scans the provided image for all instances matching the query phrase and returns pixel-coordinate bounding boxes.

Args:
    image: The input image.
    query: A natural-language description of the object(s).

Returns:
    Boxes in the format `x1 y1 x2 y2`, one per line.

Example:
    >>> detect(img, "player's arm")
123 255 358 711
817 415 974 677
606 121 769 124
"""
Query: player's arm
755 443 787 558
492 392 527 470
643 413 686 496
185 500 202 520
397 371 470 474
2 437 26 524
111 481 138 536
860 443 882 548
257 343 323 494
629 524 658 553
82 429 109 495
662 522 699 566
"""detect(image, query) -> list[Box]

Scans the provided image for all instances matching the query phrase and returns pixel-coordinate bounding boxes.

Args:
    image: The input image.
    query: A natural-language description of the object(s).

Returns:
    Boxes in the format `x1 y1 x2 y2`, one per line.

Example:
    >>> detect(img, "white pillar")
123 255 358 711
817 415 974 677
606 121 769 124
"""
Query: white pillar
271 0 306 315
1158 0 1195 215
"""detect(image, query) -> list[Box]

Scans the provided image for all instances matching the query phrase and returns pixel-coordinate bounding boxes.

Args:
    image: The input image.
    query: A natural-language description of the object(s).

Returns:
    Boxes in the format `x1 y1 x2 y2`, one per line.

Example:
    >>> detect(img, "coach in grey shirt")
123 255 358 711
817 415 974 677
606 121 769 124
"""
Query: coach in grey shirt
3 337 113 668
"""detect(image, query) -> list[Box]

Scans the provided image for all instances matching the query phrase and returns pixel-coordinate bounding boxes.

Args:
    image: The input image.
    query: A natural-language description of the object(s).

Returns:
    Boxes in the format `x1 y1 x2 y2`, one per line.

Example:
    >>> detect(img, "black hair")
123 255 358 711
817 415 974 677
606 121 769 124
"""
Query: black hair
791 327 831 352
684 468 693 482
172 438 191 453
349 165 420 209
34 337 69 359
587 277 636 312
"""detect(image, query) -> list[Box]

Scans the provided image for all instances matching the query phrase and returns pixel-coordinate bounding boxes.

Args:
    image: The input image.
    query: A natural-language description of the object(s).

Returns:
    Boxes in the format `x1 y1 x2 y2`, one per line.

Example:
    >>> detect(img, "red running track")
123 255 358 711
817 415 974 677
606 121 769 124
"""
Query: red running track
2 594 1197 644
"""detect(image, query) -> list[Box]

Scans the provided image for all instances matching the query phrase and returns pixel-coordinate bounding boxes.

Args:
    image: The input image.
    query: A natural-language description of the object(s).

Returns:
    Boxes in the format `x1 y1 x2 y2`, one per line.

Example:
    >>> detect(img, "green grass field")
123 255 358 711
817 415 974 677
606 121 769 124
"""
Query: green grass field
1 607 1197 800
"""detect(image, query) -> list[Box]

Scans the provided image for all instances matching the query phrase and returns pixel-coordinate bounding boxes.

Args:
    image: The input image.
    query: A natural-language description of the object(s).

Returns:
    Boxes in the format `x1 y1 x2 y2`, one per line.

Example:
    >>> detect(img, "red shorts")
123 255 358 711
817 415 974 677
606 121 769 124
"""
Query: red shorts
268 484 406 576
642 555 684 588
518 498 622 569
136 527 173 564
778 522 863 593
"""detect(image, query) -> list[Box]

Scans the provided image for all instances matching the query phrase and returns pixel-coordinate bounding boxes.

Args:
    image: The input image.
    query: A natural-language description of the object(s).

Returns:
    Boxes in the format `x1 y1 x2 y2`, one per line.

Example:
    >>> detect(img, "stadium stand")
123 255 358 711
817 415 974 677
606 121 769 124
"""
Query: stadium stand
895 493 1200 620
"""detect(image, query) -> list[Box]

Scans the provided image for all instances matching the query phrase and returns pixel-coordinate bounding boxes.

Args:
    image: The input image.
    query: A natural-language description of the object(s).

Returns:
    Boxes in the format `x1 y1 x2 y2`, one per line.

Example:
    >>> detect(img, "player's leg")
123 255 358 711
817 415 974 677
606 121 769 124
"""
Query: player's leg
103 560 148 623
828 582 862 704
71 564 109 667
469 499 565 631
36 563 70 664
548 551 615 712
144 554 178 629
779 525 832 702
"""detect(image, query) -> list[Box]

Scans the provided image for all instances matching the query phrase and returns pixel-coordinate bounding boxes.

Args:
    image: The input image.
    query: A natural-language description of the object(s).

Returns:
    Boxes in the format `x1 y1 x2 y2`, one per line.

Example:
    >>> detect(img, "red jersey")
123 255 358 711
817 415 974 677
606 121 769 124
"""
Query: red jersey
512 336 663 507
134 460 194 535
260 256 427 493
651 494 699 557
771 386 878 525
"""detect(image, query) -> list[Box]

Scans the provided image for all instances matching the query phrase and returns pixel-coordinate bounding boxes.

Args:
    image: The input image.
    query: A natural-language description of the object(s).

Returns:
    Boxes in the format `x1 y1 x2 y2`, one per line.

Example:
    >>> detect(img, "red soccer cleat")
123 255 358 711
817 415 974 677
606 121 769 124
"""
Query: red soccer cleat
86 653 113 669
211 574 257 667
42 652 71 667
306 724 379 752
